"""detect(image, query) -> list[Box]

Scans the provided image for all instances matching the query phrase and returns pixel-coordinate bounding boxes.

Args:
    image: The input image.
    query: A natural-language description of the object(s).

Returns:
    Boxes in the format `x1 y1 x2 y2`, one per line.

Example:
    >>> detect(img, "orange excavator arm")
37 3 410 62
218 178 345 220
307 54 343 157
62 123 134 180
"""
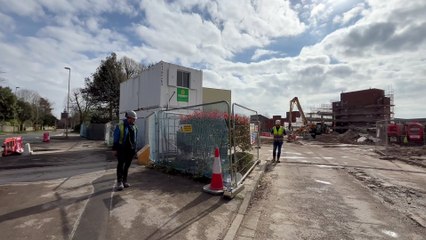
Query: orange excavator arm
289 97 308 129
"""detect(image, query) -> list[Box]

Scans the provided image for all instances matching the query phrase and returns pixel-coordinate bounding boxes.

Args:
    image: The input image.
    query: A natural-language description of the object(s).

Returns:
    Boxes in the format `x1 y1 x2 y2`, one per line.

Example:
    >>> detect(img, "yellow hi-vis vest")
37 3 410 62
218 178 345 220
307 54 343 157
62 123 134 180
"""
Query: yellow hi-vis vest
118 122 137 145
273 126 285 142
118 123 125 144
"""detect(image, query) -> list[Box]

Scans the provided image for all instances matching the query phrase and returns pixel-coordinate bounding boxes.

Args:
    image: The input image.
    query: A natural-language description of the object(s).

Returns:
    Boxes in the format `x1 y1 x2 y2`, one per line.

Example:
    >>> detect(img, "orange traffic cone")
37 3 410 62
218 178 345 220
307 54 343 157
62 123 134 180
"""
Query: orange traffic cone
203 147 224 195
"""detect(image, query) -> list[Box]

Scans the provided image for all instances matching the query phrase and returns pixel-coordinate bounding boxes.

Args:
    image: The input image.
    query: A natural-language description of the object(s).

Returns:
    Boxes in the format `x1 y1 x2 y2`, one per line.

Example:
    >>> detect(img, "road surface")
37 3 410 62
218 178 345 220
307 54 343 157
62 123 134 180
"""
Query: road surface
0 138 242 240
236 141 426 239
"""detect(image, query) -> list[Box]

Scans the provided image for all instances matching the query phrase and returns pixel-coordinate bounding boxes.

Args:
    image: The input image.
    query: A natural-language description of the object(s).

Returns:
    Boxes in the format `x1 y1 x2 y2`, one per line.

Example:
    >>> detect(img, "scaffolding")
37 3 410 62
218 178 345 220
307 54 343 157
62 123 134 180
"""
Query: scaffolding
386 86 395 121
307 104 333 125
332 88 394 133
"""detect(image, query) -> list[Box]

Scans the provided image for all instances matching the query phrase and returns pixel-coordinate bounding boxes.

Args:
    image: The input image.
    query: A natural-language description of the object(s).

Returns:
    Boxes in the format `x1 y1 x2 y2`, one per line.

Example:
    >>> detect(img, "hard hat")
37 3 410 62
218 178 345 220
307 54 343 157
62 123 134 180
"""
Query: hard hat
126 110 137 119
275 119 281 124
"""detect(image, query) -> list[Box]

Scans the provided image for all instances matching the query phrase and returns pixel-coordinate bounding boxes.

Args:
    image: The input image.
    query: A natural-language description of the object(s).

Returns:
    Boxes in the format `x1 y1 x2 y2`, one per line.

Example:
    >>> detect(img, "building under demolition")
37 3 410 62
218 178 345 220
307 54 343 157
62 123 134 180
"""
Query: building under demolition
252 88 394 135
332 88 394 133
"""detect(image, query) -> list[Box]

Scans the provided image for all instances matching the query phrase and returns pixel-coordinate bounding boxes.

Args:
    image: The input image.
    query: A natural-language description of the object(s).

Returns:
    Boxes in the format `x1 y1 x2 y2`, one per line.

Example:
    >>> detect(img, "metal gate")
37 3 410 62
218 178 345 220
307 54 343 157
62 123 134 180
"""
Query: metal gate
147 101 260 197
230 103 260 189
153 101 231 179
375 120 389 154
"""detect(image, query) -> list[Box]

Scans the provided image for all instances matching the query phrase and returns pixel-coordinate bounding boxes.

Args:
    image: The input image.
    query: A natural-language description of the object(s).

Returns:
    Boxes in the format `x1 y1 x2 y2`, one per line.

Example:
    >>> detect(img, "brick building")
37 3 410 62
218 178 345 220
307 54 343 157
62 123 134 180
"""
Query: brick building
332 88 393 133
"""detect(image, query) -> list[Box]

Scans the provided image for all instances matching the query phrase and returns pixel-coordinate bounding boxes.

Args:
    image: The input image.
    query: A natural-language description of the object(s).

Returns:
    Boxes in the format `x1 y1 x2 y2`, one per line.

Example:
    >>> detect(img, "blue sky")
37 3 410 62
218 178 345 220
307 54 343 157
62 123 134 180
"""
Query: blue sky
1 0 425 119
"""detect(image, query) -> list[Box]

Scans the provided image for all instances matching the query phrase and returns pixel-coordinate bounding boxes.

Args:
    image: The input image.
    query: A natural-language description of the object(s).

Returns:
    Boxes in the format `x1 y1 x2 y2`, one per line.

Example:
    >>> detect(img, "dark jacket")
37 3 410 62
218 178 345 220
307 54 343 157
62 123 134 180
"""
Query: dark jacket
113 119 138 151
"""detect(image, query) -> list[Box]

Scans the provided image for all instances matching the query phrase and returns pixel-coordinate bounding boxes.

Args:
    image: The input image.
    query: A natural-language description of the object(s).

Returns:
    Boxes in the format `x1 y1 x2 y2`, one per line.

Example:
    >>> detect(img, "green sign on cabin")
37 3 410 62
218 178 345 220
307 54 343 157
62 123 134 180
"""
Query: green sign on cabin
177 87 189 102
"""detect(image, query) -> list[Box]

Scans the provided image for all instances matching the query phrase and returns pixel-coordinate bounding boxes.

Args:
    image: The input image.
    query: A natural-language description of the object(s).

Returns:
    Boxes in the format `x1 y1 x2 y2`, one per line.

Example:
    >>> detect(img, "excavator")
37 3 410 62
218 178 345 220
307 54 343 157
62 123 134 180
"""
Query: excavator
287 97 318 142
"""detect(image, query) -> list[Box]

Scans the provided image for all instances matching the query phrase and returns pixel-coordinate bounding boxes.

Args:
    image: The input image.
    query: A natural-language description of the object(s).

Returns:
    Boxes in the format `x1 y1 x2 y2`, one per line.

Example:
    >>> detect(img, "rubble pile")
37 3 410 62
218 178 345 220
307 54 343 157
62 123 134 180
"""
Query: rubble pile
376 144 426 168
386 145 426 157
315 129 378 144
315 130 425 167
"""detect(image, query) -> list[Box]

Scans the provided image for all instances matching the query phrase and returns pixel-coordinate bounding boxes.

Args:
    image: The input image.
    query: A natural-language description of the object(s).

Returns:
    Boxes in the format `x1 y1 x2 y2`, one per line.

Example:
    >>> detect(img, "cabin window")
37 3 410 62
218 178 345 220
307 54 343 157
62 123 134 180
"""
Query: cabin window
177 70 190 88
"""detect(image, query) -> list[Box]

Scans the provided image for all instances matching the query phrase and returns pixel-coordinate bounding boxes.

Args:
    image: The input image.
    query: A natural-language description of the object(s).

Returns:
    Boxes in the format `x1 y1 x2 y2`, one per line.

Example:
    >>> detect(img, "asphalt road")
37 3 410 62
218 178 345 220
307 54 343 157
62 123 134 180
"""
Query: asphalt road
0 130 64 143
236 142 426 239
0 138 242 240
0 138 114 240
1 137 425 240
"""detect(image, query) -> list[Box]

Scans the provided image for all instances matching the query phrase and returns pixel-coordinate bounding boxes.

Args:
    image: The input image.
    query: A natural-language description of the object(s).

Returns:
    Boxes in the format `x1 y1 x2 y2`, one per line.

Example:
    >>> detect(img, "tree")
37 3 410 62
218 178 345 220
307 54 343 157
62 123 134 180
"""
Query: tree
84 53 126 122
38 97 54 126
17 89 56 129
17 89 42 128
0 69 6 84
16 99 33 131
120 56 145 80
17 89 40 104
42 114 57 127
70 88 93 126
0 86 16 121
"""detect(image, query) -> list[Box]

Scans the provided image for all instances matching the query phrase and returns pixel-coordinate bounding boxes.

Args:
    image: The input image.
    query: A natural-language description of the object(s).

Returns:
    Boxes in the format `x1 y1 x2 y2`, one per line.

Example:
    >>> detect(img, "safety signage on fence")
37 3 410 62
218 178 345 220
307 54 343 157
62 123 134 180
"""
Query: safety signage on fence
177 87 189 102
180 124 193 133
250 123 257 145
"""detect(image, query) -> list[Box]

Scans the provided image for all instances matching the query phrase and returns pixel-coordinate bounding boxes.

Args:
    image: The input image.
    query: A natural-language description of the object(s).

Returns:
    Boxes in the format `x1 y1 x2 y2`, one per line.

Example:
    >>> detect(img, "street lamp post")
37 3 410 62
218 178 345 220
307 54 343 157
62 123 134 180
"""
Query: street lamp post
14 87 19 133
64 67 71 138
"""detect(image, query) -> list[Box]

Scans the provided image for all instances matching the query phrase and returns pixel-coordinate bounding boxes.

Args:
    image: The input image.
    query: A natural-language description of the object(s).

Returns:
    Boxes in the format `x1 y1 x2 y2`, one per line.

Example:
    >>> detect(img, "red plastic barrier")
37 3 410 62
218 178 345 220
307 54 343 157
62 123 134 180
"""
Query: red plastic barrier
260 132 272 137
14 136 24 154
2 138 15 156
1 137 24 156
43 132 50 142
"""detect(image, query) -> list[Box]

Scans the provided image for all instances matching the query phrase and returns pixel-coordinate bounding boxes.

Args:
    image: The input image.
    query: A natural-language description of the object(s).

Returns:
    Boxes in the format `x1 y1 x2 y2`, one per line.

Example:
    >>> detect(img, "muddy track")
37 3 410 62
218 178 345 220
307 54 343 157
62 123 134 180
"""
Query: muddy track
348 168 426 228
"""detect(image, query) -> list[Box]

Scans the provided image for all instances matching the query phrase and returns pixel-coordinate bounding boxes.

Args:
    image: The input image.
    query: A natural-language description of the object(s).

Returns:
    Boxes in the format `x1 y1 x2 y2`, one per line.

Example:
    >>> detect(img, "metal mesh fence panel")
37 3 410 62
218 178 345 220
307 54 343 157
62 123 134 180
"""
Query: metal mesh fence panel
154 101 231 179
147 113 157 162
231 103 260 187
375 120 389 155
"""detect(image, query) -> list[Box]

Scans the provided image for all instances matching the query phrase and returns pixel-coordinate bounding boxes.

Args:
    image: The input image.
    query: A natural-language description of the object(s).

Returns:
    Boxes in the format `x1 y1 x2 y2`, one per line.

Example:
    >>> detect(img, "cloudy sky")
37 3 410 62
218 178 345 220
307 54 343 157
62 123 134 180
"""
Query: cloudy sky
1 0 425 119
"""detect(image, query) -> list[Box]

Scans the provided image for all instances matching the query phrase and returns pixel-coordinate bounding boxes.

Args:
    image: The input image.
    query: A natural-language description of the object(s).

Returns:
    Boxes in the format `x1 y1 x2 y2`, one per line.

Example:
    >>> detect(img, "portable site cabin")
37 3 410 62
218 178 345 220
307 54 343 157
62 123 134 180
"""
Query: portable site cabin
118 61 204 149
119 61 203 118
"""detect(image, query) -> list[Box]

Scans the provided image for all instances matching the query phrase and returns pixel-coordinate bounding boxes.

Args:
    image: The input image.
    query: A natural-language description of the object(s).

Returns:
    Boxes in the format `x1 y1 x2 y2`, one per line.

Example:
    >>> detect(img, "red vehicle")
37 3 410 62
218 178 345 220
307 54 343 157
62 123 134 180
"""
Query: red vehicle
405 122 424 145
387 123 405 143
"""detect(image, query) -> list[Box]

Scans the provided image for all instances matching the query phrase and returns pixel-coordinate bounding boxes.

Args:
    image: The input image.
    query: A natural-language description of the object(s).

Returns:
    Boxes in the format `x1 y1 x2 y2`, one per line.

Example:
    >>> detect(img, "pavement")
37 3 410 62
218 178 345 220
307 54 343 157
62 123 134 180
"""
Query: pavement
0 134 267 240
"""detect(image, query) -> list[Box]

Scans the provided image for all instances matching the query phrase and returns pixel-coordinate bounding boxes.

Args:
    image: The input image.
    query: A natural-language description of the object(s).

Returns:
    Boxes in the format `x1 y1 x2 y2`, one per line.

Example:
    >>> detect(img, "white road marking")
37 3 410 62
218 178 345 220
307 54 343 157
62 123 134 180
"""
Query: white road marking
285 156 306 159
315 180 331 185
285 152 303 155
316 165 336 168
382 229 398 238
68 183 95 240
109 184 115 216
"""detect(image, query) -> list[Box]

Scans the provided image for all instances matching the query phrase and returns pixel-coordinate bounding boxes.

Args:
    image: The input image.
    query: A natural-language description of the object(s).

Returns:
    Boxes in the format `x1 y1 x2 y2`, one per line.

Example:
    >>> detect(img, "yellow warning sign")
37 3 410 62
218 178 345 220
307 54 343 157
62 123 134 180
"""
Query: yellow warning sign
180 124 192 133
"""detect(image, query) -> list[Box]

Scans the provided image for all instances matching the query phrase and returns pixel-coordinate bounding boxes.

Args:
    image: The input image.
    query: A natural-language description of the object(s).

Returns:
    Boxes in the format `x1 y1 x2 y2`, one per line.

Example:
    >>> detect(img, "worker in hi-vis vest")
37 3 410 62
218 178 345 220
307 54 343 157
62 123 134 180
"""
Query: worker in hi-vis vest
113 110 138 191
271 119 286 163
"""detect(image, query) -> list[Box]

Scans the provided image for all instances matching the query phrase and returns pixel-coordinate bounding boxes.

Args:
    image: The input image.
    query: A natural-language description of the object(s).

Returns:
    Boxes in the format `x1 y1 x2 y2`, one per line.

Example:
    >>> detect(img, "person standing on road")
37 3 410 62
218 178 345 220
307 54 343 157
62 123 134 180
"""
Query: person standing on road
271 119 286 163
113 110 138 191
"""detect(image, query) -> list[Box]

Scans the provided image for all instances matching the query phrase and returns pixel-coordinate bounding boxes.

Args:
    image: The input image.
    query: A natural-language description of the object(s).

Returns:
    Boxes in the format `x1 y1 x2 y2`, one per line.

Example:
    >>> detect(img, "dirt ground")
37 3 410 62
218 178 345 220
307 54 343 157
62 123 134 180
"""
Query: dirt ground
239 143 426 239
314 130 426 168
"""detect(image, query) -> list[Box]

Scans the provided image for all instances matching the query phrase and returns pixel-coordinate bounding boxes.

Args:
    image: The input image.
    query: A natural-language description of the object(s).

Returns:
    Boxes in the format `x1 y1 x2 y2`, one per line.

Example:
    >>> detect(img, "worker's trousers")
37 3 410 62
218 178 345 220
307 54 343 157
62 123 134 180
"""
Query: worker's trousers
273 141 283 159
116 150 135 183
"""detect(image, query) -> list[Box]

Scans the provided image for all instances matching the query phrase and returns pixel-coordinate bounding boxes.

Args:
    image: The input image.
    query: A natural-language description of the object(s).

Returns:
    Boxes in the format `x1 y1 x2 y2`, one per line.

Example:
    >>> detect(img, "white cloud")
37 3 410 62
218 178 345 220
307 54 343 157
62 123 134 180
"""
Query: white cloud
136 0 305 61
0 0 425 119
333 3 366 25
0 12 15 32
0 0 45 17
251 49 281 61
85 17 101 32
